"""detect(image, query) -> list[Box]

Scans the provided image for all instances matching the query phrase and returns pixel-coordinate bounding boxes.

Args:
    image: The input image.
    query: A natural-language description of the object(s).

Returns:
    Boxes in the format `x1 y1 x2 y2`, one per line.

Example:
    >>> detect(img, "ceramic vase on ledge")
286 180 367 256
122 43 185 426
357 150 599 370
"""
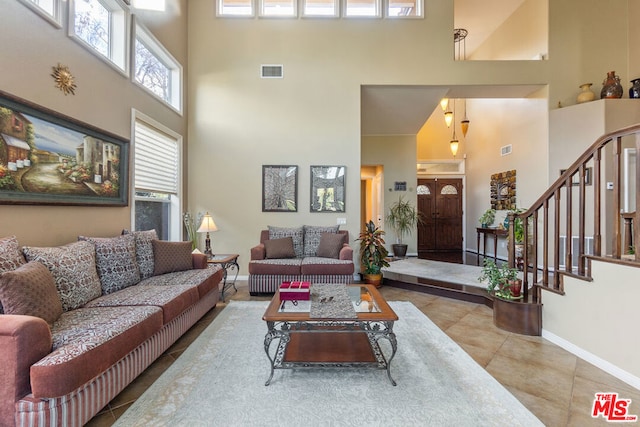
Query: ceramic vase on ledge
577 83 596 104
601 71 623 99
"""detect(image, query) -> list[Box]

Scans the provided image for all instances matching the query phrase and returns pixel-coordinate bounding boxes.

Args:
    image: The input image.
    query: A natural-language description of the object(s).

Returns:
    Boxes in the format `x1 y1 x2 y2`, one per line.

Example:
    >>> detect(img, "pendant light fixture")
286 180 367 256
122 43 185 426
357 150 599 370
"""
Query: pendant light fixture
440 98 449 111
450 98 459 157
454 28 470 137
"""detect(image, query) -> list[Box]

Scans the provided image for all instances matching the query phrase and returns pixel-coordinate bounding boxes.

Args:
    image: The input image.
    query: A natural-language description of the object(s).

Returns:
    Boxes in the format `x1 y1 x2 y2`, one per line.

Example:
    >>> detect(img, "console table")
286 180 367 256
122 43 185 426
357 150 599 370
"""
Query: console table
476 227 508 265
208 254 239 301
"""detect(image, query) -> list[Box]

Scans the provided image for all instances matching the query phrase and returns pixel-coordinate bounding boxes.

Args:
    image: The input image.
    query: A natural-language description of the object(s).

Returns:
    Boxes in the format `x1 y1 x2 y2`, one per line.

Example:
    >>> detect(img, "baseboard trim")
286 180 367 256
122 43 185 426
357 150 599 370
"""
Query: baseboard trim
542 329 640 391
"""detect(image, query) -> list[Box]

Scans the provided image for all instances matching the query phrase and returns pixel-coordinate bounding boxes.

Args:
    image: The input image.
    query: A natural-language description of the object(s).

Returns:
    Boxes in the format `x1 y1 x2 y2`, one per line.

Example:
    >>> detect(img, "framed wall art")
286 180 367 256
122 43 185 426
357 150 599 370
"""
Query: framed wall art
490 169 516 210
262 165 298 212
310 165 345 212
0 91 129 206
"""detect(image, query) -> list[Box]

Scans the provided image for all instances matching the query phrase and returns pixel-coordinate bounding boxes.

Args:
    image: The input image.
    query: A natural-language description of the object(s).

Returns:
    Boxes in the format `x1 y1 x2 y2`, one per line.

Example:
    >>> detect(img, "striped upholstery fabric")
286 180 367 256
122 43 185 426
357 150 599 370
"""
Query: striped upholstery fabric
248 274 354 294
14 290 219 427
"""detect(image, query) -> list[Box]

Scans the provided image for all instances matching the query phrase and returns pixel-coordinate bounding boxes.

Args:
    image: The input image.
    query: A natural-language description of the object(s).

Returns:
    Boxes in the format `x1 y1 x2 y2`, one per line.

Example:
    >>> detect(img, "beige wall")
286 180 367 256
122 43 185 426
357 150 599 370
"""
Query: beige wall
543 259 640 388
0 1 188 247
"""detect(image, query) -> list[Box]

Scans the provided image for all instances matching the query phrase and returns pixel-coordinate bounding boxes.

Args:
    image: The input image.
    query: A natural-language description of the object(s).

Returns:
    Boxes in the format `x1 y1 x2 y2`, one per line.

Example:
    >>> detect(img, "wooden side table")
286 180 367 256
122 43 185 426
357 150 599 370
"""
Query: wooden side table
476 227 508 265
207 254 239 302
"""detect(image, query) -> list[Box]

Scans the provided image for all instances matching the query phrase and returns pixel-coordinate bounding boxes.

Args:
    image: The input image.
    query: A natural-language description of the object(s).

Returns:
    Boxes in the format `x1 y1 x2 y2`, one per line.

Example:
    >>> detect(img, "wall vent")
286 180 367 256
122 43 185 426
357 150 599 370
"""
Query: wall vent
500 144 512 156
261 64 283 78
558 235 594 271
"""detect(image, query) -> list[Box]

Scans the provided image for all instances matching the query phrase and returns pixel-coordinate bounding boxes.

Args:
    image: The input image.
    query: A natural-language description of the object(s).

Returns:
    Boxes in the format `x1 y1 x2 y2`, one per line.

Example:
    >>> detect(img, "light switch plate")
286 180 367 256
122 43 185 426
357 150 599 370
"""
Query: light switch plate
337 217 347 225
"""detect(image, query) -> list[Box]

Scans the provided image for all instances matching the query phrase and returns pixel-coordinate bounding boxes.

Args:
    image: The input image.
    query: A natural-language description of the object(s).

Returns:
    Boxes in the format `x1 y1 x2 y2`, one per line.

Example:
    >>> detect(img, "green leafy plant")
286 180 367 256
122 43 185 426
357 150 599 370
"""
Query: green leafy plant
183 212 200 250
356 220 390 274
479 209 496 227
478 259 521 299
385 195 424 244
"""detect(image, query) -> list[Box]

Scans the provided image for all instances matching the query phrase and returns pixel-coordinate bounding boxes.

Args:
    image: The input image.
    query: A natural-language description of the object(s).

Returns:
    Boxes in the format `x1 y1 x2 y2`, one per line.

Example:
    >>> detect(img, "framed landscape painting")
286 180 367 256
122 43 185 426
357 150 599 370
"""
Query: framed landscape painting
262 165 298 212
0 91 129 206
310 165 345 212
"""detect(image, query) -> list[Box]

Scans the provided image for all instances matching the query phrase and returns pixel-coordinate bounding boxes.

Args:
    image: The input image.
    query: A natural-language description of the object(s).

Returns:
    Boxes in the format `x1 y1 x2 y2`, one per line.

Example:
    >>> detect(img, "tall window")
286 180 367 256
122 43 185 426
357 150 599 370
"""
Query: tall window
344 0 380 17
302 0 338 17
19 0 62 26
260 0 297 17
133 111 181 241
134 20 183 112
217 0 254 16
69 0 129 73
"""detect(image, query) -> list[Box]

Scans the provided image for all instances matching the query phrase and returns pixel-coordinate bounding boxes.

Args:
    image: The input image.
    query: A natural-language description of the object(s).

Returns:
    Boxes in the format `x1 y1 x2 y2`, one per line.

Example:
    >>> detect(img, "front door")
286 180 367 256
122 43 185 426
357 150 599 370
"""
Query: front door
417 178 463 256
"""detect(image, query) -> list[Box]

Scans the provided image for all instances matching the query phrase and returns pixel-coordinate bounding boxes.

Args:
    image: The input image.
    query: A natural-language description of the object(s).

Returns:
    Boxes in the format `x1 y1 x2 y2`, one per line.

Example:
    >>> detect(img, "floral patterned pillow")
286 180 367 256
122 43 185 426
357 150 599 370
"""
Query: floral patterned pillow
303 225 340 257
268 226 304 258
0 235 26 314
123 229 157 280
23 241 102 312
79 234 141 294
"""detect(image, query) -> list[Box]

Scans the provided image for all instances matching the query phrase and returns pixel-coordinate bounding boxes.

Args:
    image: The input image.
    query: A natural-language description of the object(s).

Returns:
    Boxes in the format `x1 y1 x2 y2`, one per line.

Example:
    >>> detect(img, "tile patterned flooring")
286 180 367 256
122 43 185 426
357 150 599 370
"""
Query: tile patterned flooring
88 282 640 426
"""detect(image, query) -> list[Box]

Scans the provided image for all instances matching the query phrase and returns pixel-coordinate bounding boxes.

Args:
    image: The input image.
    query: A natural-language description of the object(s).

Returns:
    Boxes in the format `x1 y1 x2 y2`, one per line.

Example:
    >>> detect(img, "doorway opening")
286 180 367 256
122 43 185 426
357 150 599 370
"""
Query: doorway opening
360 165 384 232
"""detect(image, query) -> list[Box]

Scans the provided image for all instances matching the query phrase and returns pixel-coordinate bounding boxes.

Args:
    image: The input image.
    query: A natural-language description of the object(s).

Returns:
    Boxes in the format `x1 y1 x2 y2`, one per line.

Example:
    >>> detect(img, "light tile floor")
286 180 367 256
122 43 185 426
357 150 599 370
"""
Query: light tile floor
88 282 640 427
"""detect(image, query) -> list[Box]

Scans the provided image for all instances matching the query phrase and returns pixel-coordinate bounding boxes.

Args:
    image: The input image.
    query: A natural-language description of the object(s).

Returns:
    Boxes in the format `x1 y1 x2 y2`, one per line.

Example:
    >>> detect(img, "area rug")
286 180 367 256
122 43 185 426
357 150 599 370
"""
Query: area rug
115 301 542 426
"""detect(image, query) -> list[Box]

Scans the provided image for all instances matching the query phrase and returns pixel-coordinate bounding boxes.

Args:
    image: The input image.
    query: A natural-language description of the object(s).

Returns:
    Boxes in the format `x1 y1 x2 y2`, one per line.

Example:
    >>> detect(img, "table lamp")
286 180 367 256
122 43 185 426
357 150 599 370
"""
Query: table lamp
197 212 218 258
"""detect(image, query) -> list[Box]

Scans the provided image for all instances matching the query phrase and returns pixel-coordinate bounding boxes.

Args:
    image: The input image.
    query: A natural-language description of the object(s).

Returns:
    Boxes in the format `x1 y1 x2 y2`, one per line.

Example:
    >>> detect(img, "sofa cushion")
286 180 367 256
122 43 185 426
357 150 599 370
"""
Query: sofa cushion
152 241 193 275
301 257 355 275
30 305 163 399
79 234 141 294
0 235 26 314
264 237 296 259
303 225 340 257
268 226 304 258
316 232 346 259
83 284 199 324
0 261 63 324
138 265 223 299
248 258 302 275
127 229 158 279
22 241 102 312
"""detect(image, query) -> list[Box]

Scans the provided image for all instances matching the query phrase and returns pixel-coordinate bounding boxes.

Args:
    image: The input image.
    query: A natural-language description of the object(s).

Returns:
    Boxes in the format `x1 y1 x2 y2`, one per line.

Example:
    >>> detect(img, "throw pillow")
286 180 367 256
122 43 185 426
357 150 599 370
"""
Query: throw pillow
303 225 340 257
79 234 141 294
264 237 296 259
123 229 158 279
316 233 346 259
268 226 304 258
0 235 26 314
152 241 193 275
0 261 63 324
22 241 102 312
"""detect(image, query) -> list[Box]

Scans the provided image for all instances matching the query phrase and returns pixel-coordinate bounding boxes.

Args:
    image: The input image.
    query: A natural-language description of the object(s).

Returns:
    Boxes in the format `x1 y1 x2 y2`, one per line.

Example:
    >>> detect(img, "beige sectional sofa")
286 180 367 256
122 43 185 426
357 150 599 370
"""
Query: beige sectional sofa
0 232 223 427
248 225 354 295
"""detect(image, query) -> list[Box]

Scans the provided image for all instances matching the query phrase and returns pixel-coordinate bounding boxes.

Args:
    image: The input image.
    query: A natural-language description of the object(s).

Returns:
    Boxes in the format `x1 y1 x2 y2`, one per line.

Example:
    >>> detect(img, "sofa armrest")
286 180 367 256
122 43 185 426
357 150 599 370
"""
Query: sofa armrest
192 253 208 269
339 244 353 261
250 243 266 260
0 315 52 424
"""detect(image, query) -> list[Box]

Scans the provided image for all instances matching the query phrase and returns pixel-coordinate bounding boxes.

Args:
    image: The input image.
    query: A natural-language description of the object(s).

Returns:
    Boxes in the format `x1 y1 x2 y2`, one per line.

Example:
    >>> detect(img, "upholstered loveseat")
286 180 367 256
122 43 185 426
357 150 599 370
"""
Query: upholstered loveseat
0 232 223 427
248 225 354 295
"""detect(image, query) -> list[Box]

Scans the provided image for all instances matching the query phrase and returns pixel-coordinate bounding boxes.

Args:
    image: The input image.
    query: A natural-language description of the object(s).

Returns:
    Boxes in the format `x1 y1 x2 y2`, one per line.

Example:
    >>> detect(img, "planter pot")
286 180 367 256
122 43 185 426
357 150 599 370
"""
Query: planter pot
363 273 383 288
391 244 408 258
508 279 522 298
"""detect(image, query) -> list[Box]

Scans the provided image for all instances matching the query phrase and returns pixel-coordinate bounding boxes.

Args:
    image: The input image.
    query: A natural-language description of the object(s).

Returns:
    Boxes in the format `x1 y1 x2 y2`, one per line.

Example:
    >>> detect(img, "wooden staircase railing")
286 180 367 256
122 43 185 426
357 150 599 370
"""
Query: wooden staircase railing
507 123 640 301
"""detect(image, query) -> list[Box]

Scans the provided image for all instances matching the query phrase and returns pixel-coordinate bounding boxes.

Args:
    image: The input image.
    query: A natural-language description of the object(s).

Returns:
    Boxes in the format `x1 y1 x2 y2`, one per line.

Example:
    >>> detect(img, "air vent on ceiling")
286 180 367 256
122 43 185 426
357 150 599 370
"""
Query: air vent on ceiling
261 64 283 79
501 144 513 156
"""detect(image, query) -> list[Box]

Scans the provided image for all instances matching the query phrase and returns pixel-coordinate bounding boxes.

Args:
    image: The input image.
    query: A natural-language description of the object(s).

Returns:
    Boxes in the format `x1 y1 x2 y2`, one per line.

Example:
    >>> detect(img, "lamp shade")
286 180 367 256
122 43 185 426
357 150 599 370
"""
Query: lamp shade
440 98 449 111
197 213 218 233
444 110 453 127
450 139 459 157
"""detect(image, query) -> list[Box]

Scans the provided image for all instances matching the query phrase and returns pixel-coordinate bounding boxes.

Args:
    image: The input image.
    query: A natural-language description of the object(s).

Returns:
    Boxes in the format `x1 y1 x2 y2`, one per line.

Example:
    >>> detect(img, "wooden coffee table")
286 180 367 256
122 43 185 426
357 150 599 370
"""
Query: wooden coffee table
262 284 398 386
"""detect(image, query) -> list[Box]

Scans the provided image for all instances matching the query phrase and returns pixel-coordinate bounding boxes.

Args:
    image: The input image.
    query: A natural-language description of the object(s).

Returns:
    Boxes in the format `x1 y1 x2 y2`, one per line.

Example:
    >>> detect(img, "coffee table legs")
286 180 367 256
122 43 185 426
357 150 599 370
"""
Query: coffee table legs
375 321 397 386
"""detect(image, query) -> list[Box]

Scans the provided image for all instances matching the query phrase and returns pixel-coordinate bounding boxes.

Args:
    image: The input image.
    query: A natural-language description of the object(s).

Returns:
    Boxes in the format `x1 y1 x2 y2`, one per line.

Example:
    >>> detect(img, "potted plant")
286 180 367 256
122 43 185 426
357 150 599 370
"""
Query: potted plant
478 208 496 228
356 220 390 287
385 195 424 258
478 259 522 299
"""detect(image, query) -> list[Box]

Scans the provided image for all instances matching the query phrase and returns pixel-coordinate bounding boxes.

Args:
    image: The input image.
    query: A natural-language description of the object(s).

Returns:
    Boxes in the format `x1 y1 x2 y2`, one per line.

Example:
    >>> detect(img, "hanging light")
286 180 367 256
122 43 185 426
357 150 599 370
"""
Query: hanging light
444 109 453 127
455 28 470 136
440 98 449 111
450 99 459 157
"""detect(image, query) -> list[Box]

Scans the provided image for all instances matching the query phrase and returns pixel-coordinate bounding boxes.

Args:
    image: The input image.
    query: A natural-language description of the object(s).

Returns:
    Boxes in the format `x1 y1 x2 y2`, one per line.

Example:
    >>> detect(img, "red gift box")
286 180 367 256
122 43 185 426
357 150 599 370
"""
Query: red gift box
280 281 310 301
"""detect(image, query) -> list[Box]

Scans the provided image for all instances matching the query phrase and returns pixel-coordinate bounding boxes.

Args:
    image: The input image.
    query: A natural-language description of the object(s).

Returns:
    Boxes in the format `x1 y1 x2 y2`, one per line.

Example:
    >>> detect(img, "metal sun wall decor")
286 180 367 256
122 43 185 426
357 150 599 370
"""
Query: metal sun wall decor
0 91 129 206
490 169 516 210
310 165 346 212
51 64 77 95
262 165 298 212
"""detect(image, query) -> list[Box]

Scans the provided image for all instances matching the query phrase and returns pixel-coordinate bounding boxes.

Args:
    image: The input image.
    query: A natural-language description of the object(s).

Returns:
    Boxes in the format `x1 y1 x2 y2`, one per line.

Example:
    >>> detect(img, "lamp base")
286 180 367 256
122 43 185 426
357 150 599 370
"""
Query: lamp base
205 234 213 258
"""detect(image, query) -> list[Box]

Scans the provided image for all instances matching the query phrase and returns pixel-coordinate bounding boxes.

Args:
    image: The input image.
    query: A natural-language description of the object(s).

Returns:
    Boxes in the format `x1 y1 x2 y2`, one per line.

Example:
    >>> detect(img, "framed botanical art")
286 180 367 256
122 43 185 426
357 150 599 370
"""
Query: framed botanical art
262 165 298 212
0 90 129 206
310 165 345 212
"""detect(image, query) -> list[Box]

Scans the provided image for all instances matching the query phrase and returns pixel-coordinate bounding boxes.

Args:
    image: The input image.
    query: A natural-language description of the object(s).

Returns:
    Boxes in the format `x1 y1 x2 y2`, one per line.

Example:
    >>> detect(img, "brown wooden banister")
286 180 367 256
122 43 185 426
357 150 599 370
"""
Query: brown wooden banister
507 123 640 301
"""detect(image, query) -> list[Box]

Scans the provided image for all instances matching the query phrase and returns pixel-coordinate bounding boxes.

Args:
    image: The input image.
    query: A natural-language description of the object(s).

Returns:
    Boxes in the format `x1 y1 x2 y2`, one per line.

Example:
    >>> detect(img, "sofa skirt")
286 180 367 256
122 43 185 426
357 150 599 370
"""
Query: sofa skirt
248 274 354 295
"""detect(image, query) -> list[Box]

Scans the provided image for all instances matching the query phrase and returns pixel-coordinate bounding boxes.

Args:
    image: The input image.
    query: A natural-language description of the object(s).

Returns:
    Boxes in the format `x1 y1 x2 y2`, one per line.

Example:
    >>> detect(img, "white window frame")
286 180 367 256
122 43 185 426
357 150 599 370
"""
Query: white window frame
343 0 381 18
258 0 297 17
18 0 63 27
132 18 183 114
386 0 423 18
131 110 182 241
68 0 130 75
301 0 339 18
217 0 255 17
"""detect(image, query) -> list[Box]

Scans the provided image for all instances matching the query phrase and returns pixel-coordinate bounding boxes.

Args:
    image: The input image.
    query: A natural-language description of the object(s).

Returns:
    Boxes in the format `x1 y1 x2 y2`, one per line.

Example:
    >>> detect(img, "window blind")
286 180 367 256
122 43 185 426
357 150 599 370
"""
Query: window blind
134 120 178 194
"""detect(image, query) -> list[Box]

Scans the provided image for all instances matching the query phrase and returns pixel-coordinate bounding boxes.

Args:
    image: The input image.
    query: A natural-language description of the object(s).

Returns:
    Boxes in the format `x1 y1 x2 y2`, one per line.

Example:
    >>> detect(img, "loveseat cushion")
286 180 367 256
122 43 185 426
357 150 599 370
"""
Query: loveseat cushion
83 284 199 324
264 237 296 259
22 241 102 312
29 305 163 399
301 257 355 275
268 226 304 258
303 225 340 257
79 234 141 294
0 235 27 314
0 261 63 324
316 232 346 259
248 258 302 275
138 265 223 299
152 241 193 275
125 229 158 279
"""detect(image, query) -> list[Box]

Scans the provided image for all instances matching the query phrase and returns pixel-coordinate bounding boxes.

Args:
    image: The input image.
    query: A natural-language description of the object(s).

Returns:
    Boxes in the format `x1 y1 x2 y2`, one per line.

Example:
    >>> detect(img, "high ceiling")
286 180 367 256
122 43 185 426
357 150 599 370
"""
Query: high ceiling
361 0 531 136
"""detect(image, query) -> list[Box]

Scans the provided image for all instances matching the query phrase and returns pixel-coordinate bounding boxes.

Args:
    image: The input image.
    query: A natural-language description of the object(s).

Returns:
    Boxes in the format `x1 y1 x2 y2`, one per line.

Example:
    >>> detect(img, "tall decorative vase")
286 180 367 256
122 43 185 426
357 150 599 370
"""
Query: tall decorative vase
629 78 640 99
577 83 596 103
600 71 623 99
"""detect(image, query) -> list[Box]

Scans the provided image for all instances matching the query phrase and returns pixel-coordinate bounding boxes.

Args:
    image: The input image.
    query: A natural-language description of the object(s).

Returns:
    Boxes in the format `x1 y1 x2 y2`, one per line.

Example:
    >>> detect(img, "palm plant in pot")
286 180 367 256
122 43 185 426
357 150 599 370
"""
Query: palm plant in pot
385 196 424 258
356 220 390 287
